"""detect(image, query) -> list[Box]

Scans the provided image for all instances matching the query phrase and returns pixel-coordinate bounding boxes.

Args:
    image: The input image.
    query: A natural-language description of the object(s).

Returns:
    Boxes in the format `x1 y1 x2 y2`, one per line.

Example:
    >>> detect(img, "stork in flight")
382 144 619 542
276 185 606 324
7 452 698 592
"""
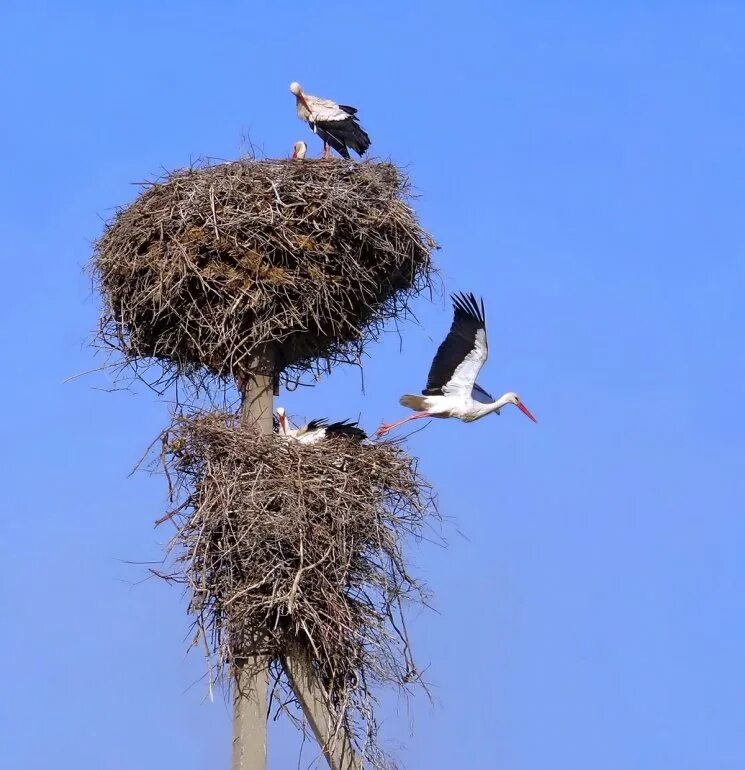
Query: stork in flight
289 82 371 159
276 407 367 444
291 140 307 159
375 293 537 437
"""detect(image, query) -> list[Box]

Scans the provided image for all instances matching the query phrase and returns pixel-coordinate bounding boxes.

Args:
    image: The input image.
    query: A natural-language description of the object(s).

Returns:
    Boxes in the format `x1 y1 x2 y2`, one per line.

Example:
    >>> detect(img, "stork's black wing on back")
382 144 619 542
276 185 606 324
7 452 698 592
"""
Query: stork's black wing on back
313 111 371 159
326 419 367 442
314 122 371 158
423 292 488 396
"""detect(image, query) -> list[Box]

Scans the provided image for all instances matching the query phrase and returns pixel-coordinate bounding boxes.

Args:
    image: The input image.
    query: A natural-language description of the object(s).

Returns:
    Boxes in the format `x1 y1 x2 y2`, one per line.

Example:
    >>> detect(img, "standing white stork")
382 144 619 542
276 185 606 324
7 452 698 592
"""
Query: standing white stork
375 292 537 437
289 82 371 159
276 407 367 444
292 140 307 159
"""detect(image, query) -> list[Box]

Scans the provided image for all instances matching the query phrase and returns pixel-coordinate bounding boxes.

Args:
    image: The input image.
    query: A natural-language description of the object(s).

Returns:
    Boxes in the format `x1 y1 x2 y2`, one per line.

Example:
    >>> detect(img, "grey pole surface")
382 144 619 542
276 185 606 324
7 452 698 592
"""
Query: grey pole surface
232 348 362 770
232 351 275 770
283 651 363 770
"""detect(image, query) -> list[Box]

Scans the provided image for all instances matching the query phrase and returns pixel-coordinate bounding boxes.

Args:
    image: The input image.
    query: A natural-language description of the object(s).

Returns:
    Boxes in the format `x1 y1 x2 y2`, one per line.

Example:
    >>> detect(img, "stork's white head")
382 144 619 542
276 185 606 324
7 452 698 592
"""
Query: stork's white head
499 392 538 423
289 82 303 96
292 140 307 159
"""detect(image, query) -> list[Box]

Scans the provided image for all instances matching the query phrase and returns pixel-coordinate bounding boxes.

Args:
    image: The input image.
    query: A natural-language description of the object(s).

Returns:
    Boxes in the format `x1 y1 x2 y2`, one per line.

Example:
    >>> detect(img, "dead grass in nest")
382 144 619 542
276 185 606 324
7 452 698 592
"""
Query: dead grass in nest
156 411 439 767
93 159 437 393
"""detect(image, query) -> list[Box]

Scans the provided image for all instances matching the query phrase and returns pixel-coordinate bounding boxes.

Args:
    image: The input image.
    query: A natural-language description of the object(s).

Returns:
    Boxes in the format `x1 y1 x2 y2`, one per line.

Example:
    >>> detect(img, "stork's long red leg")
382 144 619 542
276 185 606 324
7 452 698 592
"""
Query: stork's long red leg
375 412 432 438
322 143 329 158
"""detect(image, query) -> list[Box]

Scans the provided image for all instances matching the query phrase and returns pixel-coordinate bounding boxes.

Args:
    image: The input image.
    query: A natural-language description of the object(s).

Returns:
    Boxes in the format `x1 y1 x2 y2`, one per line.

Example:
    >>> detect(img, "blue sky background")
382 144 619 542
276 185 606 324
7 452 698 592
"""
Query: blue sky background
1 2 744 768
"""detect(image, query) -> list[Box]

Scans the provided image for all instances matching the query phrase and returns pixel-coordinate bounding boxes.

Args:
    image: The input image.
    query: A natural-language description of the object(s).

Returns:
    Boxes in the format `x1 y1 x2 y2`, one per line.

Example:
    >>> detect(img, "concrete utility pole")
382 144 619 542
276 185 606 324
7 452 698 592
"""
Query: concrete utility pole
283 651 362 770
232 351 274 770
232 349 361 770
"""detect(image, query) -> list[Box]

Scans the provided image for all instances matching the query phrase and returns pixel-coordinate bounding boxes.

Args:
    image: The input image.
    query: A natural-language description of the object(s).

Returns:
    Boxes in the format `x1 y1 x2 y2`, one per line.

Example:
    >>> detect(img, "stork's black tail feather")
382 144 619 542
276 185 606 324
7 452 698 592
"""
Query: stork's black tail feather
345 120 371 156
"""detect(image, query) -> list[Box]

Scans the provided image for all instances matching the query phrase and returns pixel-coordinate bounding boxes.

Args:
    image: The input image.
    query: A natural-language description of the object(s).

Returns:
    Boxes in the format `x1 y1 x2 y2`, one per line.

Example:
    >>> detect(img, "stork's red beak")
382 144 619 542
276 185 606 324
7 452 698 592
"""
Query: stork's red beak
517 401 537 423
299 95 311 111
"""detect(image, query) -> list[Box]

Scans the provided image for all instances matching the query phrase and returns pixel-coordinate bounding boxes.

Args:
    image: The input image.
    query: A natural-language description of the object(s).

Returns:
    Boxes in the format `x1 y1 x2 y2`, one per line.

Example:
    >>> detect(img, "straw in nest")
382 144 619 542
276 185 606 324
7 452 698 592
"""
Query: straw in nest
157 411 438 768
93 158 436 391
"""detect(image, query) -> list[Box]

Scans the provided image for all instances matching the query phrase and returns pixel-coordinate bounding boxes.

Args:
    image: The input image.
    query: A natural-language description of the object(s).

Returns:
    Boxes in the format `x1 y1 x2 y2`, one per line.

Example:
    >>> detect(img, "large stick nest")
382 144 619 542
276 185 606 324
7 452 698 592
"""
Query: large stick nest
93 159 436 390
158 412 438 767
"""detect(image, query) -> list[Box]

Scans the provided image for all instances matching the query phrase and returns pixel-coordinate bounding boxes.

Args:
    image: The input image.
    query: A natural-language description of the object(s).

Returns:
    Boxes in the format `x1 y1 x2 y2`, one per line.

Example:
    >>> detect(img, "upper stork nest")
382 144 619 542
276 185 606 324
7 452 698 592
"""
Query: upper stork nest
157 411 438 768
93 158 436 389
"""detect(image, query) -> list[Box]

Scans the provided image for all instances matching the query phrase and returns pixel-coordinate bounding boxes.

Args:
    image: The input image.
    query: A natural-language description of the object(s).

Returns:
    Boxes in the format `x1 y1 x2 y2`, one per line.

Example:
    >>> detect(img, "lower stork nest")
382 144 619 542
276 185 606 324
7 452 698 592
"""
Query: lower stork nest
93 159 436 390
158 412 438 766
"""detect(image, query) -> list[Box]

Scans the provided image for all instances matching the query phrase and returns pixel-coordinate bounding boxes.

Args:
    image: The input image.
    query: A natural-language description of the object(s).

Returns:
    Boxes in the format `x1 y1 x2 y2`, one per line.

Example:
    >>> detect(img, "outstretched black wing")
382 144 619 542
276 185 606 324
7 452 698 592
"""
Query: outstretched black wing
423 292 488 397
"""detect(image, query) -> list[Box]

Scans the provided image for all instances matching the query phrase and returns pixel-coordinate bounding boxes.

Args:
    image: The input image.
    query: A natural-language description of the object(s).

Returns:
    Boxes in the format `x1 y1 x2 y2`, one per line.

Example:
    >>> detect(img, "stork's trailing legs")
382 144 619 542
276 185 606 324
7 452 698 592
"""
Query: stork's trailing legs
375 412 432 438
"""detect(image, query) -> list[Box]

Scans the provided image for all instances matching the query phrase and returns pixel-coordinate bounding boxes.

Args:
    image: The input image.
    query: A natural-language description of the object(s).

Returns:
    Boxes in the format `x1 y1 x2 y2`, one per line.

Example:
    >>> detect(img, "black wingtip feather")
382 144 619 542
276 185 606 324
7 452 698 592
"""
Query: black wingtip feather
450 291 486 327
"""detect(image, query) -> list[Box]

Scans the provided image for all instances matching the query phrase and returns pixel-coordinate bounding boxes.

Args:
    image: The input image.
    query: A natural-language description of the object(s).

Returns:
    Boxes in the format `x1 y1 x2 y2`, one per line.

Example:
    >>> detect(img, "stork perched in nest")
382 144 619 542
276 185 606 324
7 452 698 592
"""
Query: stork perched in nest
276 407 367 444
291 140 307 159
289 82 371 159
376 293 537 437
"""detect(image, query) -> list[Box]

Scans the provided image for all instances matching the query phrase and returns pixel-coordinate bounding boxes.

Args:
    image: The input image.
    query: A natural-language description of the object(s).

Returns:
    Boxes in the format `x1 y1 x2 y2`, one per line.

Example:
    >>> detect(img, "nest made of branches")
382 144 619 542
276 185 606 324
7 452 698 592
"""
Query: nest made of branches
157 411 438 767
93 158 437 392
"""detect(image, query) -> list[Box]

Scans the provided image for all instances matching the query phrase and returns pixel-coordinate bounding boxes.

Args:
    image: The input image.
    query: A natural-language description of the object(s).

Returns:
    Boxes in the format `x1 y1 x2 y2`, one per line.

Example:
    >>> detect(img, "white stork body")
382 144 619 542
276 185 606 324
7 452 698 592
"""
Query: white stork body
276 407 367 444
375 293 537 437
289 82 371 159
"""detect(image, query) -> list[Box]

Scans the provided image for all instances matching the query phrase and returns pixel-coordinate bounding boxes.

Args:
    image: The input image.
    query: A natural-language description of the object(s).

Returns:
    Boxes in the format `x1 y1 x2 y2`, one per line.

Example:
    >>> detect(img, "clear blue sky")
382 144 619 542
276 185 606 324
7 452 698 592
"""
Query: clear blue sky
1 2 744 768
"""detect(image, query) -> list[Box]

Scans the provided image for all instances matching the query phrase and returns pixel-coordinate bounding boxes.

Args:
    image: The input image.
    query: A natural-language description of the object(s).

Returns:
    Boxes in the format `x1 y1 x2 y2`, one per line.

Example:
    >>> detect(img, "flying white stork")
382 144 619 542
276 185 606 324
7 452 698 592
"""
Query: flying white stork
276 407 367 444
375 293 537 437
291 140 307 159
289 82 371 159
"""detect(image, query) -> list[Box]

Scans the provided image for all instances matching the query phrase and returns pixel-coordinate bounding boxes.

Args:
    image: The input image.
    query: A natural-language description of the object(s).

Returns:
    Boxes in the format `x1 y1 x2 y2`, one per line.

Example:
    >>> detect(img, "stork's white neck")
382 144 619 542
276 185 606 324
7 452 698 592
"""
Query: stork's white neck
473 392 515 418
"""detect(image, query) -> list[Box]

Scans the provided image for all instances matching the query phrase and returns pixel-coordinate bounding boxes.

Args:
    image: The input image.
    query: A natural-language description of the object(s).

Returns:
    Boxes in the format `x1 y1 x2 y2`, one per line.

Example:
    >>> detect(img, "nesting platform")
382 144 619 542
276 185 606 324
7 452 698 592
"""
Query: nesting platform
94 159 436 388
158 411 438 766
